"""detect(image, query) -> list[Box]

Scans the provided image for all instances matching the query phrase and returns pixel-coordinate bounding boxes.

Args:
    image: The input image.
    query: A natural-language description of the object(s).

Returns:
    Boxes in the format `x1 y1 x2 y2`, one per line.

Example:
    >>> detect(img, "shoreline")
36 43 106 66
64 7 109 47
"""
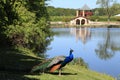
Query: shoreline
50 21 120 28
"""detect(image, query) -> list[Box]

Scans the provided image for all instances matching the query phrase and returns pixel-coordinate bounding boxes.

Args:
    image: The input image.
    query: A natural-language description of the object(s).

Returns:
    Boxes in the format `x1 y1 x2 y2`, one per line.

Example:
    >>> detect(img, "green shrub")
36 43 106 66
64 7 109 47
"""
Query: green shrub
89 16 120 21
70 57 88 68
89 16 100 21
50 16 74 22
115 17 120 21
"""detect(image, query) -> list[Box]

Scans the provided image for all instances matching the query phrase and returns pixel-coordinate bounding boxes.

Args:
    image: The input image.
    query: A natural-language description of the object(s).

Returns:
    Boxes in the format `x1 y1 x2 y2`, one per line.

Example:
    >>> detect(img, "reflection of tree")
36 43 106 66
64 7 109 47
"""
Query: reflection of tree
95 28 115 60
95 43 115 60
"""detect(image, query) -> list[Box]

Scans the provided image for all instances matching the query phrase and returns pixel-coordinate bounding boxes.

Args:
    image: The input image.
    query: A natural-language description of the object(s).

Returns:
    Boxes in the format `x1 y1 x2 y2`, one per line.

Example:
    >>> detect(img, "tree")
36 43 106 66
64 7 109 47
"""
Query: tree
93 8 106 16
46 6 76 16
111 3 120 15
0 0 53 55
96 0 115 21
0 1 54 76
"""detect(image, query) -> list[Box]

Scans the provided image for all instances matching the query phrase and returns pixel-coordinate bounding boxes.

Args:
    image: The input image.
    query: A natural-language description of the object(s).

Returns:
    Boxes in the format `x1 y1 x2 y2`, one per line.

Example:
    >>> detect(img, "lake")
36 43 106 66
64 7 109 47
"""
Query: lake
46 27 120 78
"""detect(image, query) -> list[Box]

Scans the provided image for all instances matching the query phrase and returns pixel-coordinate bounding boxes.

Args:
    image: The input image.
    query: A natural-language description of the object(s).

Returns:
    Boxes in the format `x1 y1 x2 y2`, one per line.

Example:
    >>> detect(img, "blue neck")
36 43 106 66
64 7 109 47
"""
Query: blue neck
69 51 73 59
61 51 74 67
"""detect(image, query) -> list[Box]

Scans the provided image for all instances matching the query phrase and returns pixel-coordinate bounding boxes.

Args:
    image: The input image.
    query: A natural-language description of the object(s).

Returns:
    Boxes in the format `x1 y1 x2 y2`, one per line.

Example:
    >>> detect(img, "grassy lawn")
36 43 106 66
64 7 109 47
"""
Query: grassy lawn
50 16 75 22
0 47 42 80
0 47 42 72
26 65 115 80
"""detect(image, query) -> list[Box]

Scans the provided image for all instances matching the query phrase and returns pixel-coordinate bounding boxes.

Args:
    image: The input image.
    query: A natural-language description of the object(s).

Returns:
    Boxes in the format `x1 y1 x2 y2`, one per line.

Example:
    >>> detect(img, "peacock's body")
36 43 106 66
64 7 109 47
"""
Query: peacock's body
31 49 74 75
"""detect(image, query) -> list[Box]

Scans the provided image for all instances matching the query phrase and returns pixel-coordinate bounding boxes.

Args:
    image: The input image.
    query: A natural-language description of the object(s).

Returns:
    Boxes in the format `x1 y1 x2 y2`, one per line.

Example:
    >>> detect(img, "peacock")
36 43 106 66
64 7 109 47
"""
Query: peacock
31 49 74 76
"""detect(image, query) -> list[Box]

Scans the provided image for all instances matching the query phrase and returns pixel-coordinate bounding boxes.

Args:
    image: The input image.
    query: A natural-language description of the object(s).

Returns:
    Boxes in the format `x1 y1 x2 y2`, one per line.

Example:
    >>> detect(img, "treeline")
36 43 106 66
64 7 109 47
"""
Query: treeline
47 3 120 21
93 3 120 16
91 3 120 21
47 3 120 17
47 6 76 16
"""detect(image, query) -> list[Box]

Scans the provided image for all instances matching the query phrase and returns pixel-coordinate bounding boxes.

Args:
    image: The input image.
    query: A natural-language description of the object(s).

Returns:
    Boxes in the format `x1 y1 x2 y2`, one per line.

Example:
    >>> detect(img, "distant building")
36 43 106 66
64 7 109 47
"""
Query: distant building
76 4 93 17
70 4 93 25
115 14 120 16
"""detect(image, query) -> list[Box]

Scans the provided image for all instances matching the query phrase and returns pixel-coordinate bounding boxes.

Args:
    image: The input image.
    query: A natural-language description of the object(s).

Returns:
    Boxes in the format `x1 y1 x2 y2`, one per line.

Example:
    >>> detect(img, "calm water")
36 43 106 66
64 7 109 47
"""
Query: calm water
46 27 120 78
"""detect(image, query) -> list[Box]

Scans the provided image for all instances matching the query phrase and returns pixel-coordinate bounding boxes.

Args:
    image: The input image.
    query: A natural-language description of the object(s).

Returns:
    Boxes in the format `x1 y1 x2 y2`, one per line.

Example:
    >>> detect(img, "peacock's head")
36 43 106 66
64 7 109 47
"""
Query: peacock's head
70 49 74 53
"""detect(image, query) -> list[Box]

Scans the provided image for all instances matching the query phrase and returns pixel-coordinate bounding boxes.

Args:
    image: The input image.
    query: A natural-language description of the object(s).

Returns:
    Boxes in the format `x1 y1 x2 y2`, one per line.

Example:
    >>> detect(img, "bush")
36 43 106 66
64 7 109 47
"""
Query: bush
115 17 120 21
50 16 74 22
89 16 120 21
69 57 88 68
89 16 100 21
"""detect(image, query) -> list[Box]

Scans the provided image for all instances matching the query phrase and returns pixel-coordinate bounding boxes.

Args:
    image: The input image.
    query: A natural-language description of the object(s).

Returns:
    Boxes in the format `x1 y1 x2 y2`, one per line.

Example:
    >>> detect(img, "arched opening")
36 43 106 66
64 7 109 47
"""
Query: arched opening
81 19 85 25
76 19 80 25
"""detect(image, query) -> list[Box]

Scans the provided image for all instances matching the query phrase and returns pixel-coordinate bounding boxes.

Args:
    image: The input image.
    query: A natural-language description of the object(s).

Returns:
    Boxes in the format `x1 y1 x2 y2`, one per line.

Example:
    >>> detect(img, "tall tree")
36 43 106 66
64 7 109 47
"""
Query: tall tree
0 0 53 54
96 0 115 21
111 3 120 15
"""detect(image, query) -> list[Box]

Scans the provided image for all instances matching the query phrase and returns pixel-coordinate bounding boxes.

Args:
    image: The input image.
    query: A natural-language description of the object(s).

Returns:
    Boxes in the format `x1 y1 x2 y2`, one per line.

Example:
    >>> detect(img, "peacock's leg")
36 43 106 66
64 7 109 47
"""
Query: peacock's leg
59 69 62 76
42 69 44 74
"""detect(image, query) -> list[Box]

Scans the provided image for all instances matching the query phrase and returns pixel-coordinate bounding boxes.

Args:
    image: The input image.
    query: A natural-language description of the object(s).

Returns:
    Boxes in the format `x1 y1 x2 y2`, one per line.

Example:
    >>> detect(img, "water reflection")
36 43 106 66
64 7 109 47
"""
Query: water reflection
95 28 120 60
70 27 91 44
70 28 120 60
95 28 114 60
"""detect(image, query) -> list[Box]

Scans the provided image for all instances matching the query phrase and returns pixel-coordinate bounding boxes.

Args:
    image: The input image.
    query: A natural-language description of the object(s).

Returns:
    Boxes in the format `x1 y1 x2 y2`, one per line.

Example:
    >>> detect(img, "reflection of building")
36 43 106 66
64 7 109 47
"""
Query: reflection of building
70 27 91 44
70 4 93 25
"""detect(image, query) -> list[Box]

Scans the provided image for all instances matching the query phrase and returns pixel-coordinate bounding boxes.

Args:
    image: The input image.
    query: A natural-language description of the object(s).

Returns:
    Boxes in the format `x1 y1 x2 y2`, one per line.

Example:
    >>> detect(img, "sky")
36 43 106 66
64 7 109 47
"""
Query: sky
46 0 120 9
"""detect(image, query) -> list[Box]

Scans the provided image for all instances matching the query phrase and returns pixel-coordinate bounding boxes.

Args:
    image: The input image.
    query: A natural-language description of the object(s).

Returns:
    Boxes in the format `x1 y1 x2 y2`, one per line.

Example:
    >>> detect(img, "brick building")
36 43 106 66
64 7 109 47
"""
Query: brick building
70 4 93 25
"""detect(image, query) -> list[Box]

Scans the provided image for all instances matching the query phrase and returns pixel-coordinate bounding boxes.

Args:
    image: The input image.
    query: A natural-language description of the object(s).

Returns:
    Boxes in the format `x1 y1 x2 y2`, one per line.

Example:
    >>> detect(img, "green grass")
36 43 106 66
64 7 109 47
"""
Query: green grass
89 16 120 21
50 16 120 22
26 65 115 80
50 16 75 22
0 47 43 72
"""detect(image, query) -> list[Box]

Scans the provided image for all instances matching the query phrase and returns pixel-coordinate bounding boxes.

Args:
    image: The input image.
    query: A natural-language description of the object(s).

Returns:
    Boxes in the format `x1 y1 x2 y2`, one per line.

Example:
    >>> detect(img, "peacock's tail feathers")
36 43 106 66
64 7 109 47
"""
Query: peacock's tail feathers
31 60 52 72
47 56 65 68
31 56 65 73
50 64 61 72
